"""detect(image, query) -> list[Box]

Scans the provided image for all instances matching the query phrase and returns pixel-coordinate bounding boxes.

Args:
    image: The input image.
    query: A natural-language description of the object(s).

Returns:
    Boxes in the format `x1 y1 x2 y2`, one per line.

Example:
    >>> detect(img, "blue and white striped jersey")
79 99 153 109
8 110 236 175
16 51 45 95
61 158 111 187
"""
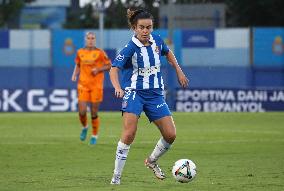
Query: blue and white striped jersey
112 33 169 90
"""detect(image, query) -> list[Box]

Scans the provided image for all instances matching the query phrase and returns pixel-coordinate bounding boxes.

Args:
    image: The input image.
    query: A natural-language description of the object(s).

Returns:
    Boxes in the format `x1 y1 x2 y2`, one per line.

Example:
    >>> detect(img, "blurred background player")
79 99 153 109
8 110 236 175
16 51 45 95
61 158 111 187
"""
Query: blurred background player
109 8 189 184
71 31 111 145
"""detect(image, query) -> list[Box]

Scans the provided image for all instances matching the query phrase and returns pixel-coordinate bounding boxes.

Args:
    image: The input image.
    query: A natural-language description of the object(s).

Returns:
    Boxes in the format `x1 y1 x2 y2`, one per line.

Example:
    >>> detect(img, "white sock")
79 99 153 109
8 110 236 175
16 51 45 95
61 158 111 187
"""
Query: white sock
149 137 171 162
113 140 130 176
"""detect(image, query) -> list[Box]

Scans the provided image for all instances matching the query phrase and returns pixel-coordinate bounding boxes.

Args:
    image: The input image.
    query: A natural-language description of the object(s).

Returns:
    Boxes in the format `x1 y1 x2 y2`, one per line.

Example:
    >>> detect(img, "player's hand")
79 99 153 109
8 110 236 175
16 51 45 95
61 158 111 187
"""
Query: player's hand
91 68 99 76
115 88 124 98
71 75 77 82
177 71 189 88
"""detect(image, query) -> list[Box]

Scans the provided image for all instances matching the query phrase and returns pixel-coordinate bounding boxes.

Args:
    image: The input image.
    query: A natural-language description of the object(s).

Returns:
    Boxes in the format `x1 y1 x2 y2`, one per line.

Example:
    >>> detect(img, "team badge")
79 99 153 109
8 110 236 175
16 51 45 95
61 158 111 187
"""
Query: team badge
272 36 284 55
93 53 99 59
63 38 75 56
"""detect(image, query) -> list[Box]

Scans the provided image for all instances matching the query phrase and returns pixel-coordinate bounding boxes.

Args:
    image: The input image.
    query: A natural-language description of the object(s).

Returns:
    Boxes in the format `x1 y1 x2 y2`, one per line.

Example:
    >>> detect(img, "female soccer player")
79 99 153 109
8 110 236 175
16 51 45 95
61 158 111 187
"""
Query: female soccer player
109 9 189 184
71 32 111 145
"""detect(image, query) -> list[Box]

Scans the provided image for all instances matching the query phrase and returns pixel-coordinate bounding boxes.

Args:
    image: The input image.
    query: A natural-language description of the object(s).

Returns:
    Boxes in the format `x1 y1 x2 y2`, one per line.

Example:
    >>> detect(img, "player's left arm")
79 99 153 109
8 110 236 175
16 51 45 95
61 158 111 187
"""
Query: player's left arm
165 50 189 88
92 64 111 75
92 51 111 76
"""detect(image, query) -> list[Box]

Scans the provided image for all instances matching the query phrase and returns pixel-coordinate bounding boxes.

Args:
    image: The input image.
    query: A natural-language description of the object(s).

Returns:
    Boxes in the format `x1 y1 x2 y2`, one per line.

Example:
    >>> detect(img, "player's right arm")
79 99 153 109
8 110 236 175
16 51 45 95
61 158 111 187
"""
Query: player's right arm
71 64 80 82
71 50 80 82
109 67 124 98
110 43 134 98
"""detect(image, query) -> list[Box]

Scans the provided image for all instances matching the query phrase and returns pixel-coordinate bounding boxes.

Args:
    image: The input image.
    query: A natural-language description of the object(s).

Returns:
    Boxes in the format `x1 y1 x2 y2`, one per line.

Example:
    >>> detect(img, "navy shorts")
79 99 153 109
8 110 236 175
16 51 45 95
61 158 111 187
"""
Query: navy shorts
121 89 171 122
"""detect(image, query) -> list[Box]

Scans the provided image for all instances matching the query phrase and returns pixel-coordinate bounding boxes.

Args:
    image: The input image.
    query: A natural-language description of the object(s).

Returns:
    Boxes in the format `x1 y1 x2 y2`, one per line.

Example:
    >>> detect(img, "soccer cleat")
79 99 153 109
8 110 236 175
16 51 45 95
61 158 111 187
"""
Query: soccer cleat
89 136 97 145
110 174 121 185
145 158 166 180
80 127 88 141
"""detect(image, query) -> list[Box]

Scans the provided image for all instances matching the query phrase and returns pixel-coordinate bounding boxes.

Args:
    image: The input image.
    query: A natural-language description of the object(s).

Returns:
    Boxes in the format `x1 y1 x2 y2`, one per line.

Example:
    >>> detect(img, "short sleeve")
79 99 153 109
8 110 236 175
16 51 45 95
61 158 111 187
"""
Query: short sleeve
112 44 134 69
102 51 111 65
160 37 170 56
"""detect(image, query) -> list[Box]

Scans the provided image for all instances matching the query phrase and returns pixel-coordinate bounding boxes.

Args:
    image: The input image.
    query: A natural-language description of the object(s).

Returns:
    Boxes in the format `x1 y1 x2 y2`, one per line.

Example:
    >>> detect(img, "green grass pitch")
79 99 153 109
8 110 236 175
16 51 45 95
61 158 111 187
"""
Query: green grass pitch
0 112 284 191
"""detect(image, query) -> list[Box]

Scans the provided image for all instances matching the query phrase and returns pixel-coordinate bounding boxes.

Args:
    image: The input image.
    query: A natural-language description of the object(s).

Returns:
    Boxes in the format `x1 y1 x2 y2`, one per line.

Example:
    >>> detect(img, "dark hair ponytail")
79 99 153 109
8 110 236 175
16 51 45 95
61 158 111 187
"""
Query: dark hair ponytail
126 8 153 29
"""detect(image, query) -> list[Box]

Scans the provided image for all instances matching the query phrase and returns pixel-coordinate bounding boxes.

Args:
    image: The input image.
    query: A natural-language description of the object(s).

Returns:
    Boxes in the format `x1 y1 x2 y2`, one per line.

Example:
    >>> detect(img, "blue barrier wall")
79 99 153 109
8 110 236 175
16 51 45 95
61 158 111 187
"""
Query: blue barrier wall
1 66 282 89
0 28 284 111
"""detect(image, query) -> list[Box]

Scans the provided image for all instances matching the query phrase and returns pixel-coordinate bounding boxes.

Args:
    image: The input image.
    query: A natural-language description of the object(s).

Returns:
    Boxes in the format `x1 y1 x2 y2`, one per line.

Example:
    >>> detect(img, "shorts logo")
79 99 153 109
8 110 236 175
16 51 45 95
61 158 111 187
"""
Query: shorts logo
122 101 127 109
157 102 166 108
116 54 124 61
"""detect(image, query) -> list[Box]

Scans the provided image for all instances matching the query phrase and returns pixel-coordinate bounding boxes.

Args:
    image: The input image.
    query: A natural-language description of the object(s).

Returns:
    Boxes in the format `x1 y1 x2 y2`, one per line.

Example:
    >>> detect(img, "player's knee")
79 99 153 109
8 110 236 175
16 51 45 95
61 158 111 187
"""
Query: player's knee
79 110 87 116
91 112 98 119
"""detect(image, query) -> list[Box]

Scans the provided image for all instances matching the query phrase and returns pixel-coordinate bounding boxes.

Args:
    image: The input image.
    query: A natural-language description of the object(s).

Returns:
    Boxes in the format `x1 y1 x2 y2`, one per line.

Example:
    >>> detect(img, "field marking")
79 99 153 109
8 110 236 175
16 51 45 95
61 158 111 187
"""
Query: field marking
0 135 78 138
218 129 282 134
183 128 283 135
0 142 65 145
1 138 283 145
139 139 284 144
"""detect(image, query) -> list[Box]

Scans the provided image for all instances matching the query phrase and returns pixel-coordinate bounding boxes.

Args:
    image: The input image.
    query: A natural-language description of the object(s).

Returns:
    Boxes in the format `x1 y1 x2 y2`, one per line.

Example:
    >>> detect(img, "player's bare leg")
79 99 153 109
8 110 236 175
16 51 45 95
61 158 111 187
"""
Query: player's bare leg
90 102 100 145
111 113 138 185
145 116 176 179
78 101 88 141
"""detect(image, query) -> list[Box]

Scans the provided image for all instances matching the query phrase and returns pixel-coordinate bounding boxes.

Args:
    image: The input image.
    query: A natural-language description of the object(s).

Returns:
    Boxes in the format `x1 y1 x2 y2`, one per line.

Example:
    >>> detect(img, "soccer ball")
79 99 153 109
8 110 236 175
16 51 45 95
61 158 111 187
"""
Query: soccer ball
172 159 197 183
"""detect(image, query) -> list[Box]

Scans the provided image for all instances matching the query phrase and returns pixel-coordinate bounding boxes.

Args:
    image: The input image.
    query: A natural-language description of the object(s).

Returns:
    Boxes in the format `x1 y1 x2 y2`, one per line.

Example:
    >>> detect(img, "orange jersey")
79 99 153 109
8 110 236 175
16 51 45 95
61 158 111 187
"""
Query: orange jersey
75 48 111 89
